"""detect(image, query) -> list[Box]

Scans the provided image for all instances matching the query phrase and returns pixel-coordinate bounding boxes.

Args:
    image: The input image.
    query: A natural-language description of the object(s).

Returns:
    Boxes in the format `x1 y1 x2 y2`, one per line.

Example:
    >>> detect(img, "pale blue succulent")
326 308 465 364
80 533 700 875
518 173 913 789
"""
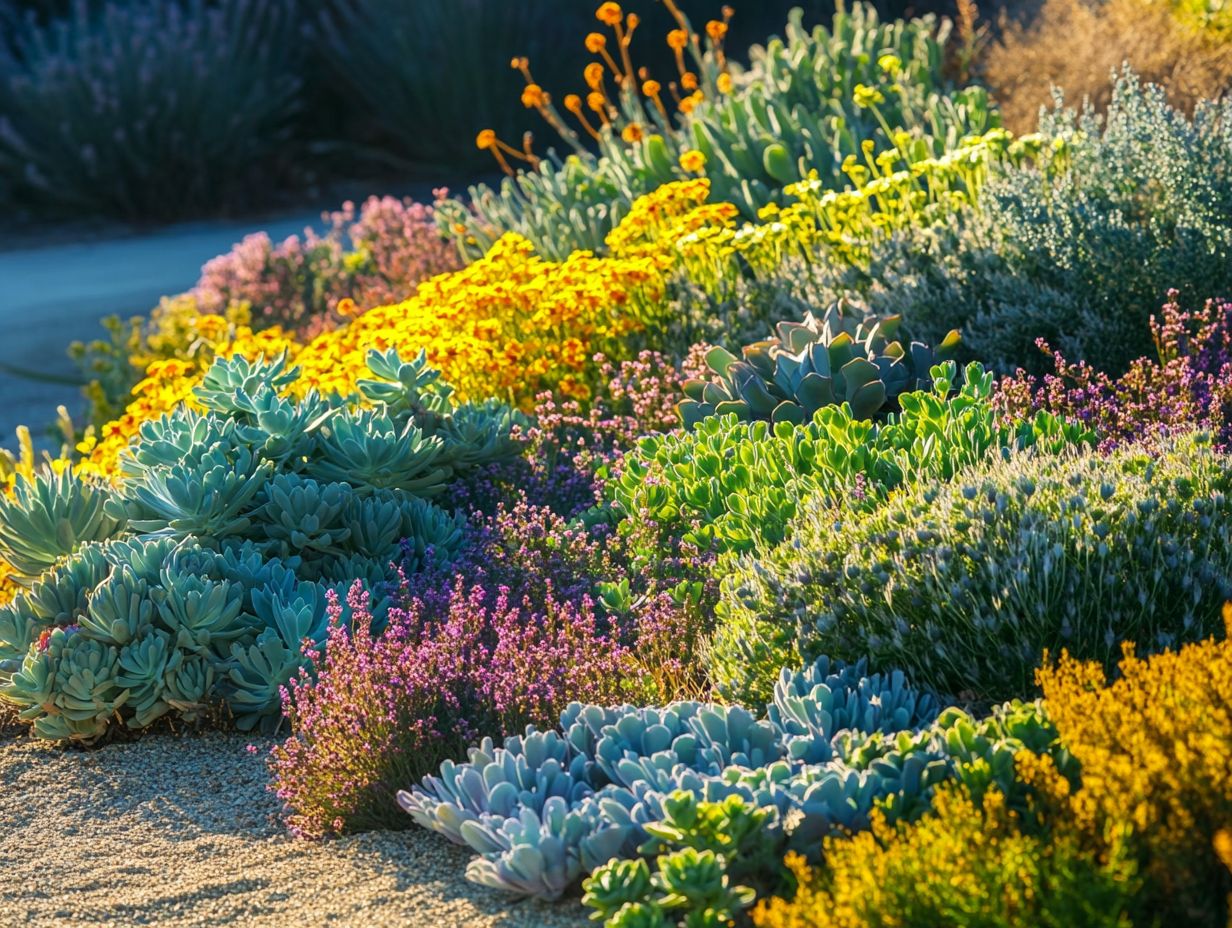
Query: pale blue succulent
341 490 466 567
399 731 598 846
119 408 245 475
251 473 352 567
222 626 305 733
115 444 273 540
768 656 942 763
436 400 524 472
101 536 186 584
162 652 215 722
357 347 455 422
307 409 450 496
461 796 628 901
0 469 126 584
152 570 245 656
115 627 176 728
78 565 154 646
192 351 300 416
20 542 110 625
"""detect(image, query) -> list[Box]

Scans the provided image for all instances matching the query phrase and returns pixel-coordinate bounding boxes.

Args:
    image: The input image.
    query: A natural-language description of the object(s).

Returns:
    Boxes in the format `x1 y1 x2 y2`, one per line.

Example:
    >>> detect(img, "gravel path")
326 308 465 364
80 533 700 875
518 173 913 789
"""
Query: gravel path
0 729 591 928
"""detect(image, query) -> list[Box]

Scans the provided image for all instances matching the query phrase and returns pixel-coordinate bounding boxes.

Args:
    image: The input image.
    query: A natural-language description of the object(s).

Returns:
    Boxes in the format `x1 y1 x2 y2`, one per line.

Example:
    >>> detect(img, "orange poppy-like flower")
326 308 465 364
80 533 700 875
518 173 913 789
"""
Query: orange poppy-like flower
622 123 644 143
564 93 583 113
521 84 548 108
584 62 606 90
642 79 661 97
680 71 698 91
666 28 688 50
626 12 640 29
706 20 728 41
596 2 622 26
475 129 496 149
587 92 607 114
585 32 606 52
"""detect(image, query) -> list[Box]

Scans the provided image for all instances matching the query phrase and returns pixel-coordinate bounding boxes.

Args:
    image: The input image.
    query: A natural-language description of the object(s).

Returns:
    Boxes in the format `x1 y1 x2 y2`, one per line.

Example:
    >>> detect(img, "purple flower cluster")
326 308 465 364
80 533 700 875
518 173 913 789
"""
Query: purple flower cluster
457 346 710 518
271 500 715 838
993 292 1232 451
194 193 460 335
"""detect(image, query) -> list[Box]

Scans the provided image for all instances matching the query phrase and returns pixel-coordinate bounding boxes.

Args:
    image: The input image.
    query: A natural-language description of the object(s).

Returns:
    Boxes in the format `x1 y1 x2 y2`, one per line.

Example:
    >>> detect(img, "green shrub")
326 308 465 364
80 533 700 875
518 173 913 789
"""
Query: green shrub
0 0 303 220
838 70 1232 375
717 433 1232 706
442 4 997 259
611 361 1089 560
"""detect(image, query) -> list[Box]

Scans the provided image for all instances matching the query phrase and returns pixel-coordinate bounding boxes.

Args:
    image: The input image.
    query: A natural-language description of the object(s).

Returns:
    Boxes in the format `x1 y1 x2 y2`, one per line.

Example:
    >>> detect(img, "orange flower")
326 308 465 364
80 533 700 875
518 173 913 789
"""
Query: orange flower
596 2 622 26
564 93 583 113
584 62 606 90
706 20 728 41
585 32 607 52
475 129 496 149
521 84 548 108
642 79 661 97
680 71 698 91
622 123 644 143
587 91 607 114
666 28 688 50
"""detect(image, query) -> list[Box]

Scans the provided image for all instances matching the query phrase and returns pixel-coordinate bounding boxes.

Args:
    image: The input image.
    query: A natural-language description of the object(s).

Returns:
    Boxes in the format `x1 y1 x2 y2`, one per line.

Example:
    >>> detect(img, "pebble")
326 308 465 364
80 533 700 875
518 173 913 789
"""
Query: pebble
0 728 592 928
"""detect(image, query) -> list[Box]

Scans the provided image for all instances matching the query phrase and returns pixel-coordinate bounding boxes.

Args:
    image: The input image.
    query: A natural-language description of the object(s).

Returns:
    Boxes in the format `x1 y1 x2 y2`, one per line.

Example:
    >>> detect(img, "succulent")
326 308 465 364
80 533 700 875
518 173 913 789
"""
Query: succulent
357 347 455 423
115 628 176 728
222 627 305 733
461 796 628 901
435 400 524 472
20 543 111 626
306 409 450 496
0 469 126 584
151 571 245 657
3 626 126 743
768 656 942 764
399 730 598 847
341 491 466 567
78 565 155 647
250 474 352 568
680 303 960 427
114 444 273 541
193 351 300 417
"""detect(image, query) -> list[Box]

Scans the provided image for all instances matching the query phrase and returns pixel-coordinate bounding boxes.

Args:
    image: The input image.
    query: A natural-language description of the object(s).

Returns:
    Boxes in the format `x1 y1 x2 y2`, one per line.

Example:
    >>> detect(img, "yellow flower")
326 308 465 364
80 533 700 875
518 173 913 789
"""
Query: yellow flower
679 149 706 173
717 72 733 94
853 83 886 108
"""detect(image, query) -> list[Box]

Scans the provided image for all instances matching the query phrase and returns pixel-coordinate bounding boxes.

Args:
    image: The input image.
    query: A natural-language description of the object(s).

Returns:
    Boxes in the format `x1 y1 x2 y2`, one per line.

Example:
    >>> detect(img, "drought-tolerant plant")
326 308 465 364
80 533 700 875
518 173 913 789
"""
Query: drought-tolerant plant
612 361 1090 559
982 0 1232 134
441 2 998 259
993 293 1232 453
755 622 1232 928
718 433 1232 705
845 71 1232 375
0 350 516 740
395 652 1065 905
679 301 960 427
0 0 303 219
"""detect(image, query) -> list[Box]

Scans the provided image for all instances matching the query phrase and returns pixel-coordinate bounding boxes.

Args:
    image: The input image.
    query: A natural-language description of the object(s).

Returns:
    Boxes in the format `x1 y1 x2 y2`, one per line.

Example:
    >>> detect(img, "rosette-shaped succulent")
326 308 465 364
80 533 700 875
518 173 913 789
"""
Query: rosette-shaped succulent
341 491 466 567
115 628 176 728
19 543 110 626
114 444 273 540
436 400 524 473
307 409 450 496
357 347 455 424
192 351 299 417
162 652 214 722
0 469 126 584
399 731 598 846
461 795 628 901
679 302 960 427
232 389 325 469
152 570 245 656
3 626 126 742
769 656 942 763
102 536 185 584
78 565 154 646
250 474 352 569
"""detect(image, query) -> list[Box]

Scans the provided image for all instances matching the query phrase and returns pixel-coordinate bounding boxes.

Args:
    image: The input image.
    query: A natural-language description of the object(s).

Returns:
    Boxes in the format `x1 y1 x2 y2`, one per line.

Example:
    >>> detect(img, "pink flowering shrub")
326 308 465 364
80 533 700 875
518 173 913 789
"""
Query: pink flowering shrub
993 292 1232 451
194 192 460 334
270 500 715 839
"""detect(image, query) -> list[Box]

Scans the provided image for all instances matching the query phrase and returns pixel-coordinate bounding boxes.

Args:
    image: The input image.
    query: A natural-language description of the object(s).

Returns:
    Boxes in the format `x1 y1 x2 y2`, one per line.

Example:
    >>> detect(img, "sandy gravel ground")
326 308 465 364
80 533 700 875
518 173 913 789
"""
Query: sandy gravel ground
0 726 590 928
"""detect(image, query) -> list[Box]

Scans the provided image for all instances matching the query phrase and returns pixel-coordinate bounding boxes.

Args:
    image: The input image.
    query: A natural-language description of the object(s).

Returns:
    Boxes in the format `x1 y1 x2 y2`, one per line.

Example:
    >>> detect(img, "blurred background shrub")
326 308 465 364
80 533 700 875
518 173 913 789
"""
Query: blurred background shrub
981 0 1232 133
0 0 305 220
